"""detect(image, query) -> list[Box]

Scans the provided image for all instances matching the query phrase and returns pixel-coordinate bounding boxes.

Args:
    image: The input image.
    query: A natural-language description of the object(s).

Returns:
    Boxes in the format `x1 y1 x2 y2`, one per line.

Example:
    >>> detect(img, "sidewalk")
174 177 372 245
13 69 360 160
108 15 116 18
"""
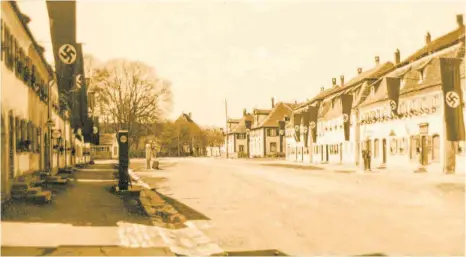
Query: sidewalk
1 163 173 256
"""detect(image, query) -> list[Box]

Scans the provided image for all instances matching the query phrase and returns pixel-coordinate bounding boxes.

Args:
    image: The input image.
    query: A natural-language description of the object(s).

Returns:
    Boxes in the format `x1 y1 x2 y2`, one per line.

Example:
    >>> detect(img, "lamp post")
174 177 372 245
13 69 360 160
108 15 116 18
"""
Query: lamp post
46 79 56 172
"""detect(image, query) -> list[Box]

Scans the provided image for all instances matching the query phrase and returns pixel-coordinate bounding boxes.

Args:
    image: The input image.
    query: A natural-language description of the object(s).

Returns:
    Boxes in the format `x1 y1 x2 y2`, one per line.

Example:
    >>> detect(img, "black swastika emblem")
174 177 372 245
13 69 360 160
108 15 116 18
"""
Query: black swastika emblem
389 100 397 111
58 44 77 64
310 122 316 129
303 127 308 133
445 91 460 108
76 74 83 88
294 125 300 132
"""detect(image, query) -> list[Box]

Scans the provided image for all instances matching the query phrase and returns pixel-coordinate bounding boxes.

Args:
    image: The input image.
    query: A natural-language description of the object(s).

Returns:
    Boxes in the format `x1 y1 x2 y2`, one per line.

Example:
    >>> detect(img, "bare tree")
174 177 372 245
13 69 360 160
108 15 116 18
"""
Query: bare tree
89 59 173 148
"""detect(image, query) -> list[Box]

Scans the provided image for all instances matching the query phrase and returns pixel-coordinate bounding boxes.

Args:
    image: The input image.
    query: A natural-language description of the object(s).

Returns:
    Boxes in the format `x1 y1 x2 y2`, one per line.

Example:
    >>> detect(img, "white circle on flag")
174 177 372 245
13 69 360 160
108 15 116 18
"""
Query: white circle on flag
93 126 98 134
445 91 460 108
343 114 349 122
88 108 93 117
279 130 284 136
303 127 308 133
294 125 300 131
389 100 397 110
58 44 77 64
310 121 316 129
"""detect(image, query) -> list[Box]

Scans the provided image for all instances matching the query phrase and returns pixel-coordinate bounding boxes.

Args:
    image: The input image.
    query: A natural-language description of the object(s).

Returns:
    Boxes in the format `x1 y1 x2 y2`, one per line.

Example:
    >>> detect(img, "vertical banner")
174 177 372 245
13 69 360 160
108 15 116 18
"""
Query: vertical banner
301 108 310 147
341 94 353 141
47 0 77 94
308 105 319 143
278 120 285 152
293 113 302 142
439 58 465 141
386 77 401 116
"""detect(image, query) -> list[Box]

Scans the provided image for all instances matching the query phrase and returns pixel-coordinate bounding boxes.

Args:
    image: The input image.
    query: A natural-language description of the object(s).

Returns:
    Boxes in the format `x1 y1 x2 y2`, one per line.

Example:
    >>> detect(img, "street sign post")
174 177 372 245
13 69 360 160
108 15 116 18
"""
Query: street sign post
118 130 130 190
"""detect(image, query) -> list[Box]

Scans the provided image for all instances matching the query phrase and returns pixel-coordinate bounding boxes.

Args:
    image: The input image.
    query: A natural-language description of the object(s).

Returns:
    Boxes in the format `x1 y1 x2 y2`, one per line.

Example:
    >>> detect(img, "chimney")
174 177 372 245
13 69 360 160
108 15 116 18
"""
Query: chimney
332 78 336 86
188 112 192 119
243 108 247 116
457 14 464 27
340 75 344 86
357 68 362 74
394 49 400 65
425 32 431 45
375 56 380 65
271 97 275 108
320 86 325 92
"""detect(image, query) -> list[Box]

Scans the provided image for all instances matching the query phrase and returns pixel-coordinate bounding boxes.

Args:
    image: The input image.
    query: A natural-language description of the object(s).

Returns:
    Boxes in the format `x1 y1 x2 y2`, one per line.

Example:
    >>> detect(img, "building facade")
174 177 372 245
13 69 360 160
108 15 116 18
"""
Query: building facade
285 14 466 174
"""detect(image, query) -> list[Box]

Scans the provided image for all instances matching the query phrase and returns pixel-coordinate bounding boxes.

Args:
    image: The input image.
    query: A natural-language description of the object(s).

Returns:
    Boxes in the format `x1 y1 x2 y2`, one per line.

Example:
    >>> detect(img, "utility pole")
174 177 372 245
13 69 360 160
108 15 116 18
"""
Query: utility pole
225 98 229 159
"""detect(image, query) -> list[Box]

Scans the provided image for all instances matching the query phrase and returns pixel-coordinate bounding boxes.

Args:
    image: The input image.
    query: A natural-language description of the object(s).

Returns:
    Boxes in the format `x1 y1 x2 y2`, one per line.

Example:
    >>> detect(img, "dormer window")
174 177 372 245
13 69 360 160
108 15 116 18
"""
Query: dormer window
418 69 425 84
400 75 406 88
370 86 375 97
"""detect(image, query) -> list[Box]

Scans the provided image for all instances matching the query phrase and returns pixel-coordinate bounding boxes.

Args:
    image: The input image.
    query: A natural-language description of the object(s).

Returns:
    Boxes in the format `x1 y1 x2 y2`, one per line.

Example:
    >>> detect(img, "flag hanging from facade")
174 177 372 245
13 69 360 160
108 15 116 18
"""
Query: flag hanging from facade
308 105 319 143
386 77 401 116
301 108 310 147
341 94 353 141
439 58 465 141
293 113 302 142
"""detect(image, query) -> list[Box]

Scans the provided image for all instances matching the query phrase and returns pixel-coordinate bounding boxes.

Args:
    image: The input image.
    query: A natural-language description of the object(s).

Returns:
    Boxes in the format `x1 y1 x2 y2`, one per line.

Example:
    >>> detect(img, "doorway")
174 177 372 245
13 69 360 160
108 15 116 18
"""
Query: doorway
339 143 343 163
325 145 329 163
44 133 49 171
382 138 387 164
420 135 429 165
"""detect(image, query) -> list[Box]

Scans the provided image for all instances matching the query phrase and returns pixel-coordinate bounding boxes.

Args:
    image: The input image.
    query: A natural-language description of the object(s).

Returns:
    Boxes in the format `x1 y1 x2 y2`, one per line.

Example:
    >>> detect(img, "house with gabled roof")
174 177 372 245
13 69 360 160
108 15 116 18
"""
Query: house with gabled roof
286 58 394 164
356 15 465 174
226 110 253 158
225 117 241 157
249 98 297 158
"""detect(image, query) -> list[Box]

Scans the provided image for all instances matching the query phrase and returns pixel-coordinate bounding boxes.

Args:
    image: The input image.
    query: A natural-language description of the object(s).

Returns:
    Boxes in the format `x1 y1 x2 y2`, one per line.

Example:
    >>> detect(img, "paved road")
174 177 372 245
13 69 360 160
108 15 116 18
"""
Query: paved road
132 157 465 256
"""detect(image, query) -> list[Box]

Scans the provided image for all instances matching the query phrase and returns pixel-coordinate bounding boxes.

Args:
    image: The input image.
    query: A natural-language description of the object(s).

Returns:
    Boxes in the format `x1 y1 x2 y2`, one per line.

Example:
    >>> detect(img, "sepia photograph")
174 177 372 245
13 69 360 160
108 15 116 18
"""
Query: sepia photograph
0 0 465 256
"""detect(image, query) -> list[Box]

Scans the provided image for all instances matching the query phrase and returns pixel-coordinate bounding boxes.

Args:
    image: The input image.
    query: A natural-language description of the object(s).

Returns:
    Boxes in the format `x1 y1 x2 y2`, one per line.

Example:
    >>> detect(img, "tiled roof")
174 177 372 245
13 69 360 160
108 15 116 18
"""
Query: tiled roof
227 118 241 123
253 109 271 115
256 102 294 128
175 113 202 133
100 133 116 145
295 62 394 110
321 98 343 120
359 41 463 108
230 114 253 134
402 25 465 65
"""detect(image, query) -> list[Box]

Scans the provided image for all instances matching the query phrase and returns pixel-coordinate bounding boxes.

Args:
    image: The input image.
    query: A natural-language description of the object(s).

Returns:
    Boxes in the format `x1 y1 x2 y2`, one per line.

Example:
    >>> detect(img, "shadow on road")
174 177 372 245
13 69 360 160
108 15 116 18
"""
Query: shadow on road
260 164 324 170
212 249 288 256
156 192 210 221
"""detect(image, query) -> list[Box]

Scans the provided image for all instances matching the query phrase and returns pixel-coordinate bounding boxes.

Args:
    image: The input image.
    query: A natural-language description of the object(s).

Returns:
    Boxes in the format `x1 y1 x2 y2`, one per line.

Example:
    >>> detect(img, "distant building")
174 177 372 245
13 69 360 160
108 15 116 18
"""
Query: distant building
91 133 118 159
225 109 253 158
173 112 205 156
225 117 241 157
249 98 296 158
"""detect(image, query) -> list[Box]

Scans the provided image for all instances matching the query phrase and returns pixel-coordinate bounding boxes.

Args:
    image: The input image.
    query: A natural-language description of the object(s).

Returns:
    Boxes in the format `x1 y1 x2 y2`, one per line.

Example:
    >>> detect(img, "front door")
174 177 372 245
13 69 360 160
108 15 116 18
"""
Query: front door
325 145 329 162
421 135 429 165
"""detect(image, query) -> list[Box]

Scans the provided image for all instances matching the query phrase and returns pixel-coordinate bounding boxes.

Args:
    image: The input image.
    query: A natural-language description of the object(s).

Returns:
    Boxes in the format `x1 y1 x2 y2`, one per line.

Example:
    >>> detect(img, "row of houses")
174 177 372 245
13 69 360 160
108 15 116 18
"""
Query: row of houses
1 1 99 201
226 14 466 174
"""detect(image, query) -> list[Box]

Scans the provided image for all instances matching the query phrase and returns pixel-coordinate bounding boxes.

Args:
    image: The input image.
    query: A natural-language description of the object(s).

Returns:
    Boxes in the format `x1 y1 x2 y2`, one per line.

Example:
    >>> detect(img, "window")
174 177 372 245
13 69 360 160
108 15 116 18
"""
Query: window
374 139 379 158
399 138 407 155
410 136 418 160
267 128 278 137
418 70 425 83
237 133 246 140
370 86 375 96
390 138 398 155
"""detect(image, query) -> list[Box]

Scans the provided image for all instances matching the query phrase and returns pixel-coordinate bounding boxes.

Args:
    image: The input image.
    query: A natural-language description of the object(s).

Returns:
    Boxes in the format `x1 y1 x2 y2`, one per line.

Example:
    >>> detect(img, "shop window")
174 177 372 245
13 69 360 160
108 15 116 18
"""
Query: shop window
390 138 398 155
432 94 440 107
399 138 407 155
374 139 379 158
270 142 277 153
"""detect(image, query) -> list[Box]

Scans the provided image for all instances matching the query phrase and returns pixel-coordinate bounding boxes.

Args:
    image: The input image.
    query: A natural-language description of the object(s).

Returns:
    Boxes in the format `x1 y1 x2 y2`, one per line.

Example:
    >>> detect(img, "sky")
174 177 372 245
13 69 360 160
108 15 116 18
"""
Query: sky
17 0 465 127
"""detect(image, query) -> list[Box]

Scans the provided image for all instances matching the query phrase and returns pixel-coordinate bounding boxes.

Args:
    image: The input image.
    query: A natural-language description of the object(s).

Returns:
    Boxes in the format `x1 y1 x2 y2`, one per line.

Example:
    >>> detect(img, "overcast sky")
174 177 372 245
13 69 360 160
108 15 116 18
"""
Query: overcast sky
17 0 465 127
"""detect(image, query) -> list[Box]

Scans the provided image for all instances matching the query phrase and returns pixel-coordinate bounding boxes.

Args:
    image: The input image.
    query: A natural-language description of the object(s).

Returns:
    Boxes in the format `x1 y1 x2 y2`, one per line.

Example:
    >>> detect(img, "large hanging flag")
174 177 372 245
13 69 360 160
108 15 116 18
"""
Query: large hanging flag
308 104 319 143
439 58 465 141
293 113 302 142
47 0 77 103
386 77 401 116
301 108 310 147
341 94 353 141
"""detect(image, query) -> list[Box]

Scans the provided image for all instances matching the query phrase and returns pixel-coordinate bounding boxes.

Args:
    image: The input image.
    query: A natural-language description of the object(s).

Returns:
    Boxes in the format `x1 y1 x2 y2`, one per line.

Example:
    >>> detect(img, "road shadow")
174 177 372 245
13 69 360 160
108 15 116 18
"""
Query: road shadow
260 164 325 170
156 192 210 221
2 181 152 227
211 249 288 256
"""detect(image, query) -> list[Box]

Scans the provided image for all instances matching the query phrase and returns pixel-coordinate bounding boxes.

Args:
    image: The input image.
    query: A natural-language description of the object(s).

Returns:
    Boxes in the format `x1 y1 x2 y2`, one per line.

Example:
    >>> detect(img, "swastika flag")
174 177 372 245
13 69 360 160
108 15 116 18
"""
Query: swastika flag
439 58 465 141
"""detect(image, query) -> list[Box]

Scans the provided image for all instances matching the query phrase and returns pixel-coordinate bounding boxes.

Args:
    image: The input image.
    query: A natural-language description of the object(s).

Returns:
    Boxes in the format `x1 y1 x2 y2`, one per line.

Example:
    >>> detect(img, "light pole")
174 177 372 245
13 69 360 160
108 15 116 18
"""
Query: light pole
46 79 56 172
